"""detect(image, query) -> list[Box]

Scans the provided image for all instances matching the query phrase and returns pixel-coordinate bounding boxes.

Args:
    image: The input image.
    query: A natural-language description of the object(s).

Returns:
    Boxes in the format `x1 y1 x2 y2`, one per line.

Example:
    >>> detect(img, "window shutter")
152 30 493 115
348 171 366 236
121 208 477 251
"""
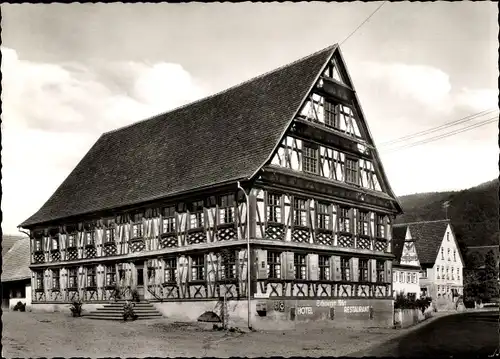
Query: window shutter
332 256 341 281
255 249 268 280
284 252 295 280
350 257 359 282
370 259 377 283
384 261 392 283
307 254 319 280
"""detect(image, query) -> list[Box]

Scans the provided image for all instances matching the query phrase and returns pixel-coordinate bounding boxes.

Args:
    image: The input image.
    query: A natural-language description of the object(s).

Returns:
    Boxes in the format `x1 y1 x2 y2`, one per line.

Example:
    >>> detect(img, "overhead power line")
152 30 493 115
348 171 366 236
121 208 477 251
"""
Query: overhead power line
379 108 497 147
340 1 387 46
382 116 498 154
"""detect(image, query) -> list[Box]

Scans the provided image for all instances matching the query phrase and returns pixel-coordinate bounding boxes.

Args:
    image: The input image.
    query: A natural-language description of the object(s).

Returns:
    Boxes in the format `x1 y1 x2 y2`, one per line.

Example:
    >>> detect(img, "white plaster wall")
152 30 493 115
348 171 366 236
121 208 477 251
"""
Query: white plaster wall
393 269 421 298
8 284 32 311
432 224 463 297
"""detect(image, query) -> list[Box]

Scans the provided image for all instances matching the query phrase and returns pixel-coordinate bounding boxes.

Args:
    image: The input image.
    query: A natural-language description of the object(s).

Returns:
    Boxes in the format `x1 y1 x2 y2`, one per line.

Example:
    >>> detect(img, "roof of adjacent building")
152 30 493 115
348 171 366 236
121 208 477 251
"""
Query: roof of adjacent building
2 235 22 257
21 44 402 228
394 219 450 266
1 237 31 282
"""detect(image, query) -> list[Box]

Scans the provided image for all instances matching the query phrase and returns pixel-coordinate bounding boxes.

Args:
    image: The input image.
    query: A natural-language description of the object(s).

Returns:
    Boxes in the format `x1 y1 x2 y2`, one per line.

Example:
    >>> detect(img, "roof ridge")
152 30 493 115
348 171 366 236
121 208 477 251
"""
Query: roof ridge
104 44 339 136
397 219 450 226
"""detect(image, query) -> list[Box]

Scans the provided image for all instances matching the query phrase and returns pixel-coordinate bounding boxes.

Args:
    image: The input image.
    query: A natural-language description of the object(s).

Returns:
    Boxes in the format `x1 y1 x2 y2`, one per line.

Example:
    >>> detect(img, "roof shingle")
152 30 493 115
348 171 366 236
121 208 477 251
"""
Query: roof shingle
21 46 336 227
1 237 31 282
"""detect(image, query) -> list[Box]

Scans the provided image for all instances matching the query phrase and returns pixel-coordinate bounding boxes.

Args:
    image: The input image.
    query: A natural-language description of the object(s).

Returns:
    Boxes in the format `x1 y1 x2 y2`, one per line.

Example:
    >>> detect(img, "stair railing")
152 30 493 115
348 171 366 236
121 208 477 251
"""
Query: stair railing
147 284 163 302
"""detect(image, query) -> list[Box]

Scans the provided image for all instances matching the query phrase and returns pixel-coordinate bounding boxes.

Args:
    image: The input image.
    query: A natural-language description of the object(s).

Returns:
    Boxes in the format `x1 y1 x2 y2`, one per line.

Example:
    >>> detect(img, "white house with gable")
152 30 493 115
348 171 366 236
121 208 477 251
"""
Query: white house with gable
392 225 421 299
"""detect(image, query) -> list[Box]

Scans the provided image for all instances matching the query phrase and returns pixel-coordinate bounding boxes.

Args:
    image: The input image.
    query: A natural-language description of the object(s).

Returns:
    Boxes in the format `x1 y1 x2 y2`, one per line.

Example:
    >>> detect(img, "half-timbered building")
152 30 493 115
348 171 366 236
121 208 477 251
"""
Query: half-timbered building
20 44 402 329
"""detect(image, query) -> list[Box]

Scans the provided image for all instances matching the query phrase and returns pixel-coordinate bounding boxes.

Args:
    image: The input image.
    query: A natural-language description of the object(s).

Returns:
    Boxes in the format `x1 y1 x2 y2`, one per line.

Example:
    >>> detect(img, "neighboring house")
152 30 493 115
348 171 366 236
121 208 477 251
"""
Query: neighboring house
2 235 22 257
395 220 464 308
391 226 422 299
1 237 32 310
18 44 403 329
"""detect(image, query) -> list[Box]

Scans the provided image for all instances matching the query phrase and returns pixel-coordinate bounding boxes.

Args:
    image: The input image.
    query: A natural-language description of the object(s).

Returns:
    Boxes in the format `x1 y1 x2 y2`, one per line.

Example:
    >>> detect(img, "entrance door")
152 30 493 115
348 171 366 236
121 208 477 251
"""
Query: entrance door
135 264 145 300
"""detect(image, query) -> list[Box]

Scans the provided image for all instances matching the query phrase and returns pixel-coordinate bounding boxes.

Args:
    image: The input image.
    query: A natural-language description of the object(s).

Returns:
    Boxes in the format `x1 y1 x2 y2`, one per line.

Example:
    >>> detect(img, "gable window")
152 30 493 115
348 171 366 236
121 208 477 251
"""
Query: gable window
85 231 95 246
219 195 235 225
105 227 115 243
324 100 339 129
358 212 370 236
105 265 116 286
447 233 449 241
436 265 440 279
457 268 460 280
267 193 282 223
267 251 281 279
191 255 205 281
164 258 177 283
219 251 236 280
293 198 307 227
68 268 78 289
36 271 44 290
338 207 351 233
441 248 444 260
447 248 450 261
52 269 60 290
319 255 330 280
294 253 307 280
317 203 330 230
340 257 350 281
446 267 449 279
345 157 359 185
376 261 385 283
453 249 456 262
51 236 59 251
359 259 369 282
190 201 204 229
87 266 96 287
451 266 454 280
302 142 318 174
376 215 385 238
162 206 176 234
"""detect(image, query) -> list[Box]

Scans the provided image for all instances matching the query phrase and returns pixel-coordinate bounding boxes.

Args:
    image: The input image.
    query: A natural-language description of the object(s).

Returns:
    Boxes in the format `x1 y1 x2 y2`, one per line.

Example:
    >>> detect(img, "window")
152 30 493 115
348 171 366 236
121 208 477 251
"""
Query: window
293 198 307 227
87 267 96 287
52 269 60 290
393 272 397 282
324 101 339 128
436 266 440 279
319 255 330 280
35 238 42 252
267 251 281 279
401 272 405 283
220 251 236 280
36 271 44 290
447 233 449 241
407 273 411 283
345 157 359 185
162 206 176 233
338 207 351 233
68 268 78 289
132 222 143 238
317 203 330 230
447 248 450 261
446 267 449 279
395 271 399 282
190 201 204 229
441 266 444 277
340 257 350 281
376 261 385 283
294 253 307 280
457 268 460 280
441 248 444 260
376 215 385 238
358 212 369 236
359 259 369 282
164 258 177 283
85 231 95 246
105 228 115 243
51 237 59 251
302 142 318 174
68 234 76 248
191 255 205 281
267 193 282 223
219 195 235 224
453 249 456 262
451 267 454 280
105 265 116 286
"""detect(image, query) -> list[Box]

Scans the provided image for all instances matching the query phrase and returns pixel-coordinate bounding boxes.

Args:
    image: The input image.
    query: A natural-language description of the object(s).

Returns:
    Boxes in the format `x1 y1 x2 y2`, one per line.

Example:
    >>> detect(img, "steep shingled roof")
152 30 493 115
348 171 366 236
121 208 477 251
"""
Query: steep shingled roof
2 235 22 257
1 237 31 282
394 220 450 266
21 46 337 227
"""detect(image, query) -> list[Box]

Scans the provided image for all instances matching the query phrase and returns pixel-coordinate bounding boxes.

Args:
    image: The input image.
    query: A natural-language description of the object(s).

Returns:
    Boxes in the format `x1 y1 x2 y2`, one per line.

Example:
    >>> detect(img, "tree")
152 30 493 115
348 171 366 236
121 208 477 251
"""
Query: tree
463 269 483 305
483 250 499 302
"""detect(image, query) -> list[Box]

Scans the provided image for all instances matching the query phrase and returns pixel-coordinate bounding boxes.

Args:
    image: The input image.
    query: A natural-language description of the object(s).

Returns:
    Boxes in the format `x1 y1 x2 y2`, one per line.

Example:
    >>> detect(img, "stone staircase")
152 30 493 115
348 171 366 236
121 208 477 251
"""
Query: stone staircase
85 300 163 321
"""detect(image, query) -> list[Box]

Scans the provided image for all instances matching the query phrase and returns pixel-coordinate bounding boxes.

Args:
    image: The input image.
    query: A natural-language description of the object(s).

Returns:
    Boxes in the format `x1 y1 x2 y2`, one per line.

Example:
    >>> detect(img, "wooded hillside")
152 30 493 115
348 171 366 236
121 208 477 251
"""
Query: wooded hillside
396 179 499 257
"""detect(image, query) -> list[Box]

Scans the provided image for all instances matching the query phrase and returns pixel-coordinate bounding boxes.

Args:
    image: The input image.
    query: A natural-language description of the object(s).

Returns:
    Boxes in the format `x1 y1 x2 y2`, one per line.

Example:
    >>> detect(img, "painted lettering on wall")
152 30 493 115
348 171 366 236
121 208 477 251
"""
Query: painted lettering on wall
273 300 285 312
316 299 346 307
344 306 370 313
296 306 314 315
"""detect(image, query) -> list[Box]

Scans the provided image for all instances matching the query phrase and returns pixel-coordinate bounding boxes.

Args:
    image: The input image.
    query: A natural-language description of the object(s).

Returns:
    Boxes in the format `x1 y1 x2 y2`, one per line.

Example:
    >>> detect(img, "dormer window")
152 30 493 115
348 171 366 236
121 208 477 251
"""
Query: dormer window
345 157 359 185
190 201 204 229
219 195 235 225
302 142 318 174
162 206 176 233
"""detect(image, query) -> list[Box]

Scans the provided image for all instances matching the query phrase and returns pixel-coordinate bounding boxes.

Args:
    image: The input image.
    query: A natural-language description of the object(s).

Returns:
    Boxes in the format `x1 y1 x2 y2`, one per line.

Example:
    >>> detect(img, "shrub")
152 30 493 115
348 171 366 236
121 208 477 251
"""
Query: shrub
13 301 26 312
394 293 432 313
123 301 138 321
70 300 83 317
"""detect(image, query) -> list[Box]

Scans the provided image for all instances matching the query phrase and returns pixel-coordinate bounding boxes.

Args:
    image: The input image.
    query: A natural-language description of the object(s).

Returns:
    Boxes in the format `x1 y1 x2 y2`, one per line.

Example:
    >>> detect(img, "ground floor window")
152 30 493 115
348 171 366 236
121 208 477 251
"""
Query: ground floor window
219 251 236 280
191 255 205 281
164 258 177 283
52 269 60 290
105 265 116 286
68 268 78 289
319 255 330 280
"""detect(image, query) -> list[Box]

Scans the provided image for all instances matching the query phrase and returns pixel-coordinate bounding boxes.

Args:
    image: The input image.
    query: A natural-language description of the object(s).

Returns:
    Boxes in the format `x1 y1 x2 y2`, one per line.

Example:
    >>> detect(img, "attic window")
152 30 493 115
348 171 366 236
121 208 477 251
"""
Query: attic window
302 142 318 174
345 157 359 185
441 248 444 260
453 249 456 262
324 101 339 129
447 233 449 241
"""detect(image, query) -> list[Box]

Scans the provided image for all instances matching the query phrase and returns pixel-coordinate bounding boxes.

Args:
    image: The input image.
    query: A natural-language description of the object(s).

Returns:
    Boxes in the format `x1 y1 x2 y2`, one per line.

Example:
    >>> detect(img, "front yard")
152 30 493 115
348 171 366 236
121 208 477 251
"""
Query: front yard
3 311 403 358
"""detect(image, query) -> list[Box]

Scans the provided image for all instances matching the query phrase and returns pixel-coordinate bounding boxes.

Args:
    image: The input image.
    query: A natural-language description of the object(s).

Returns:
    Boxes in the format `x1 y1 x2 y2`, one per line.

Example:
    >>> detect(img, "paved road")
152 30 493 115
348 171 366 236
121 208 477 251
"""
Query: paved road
354 311 499 358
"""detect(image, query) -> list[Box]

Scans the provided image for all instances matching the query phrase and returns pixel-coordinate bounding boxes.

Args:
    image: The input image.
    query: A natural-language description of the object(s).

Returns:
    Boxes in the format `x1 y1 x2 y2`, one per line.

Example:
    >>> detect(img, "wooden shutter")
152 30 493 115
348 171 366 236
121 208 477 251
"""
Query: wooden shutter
384 260 392 282
307 254 319 280
255 249 268 280
332 256 341 281
370 259 377 283
350 257 359 282
283 252 295 280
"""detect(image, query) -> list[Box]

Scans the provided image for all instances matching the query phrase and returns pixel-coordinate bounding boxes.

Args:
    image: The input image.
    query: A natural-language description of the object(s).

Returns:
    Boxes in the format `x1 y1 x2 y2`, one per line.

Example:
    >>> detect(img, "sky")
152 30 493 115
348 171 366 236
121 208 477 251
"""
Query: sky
1 2 498 235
